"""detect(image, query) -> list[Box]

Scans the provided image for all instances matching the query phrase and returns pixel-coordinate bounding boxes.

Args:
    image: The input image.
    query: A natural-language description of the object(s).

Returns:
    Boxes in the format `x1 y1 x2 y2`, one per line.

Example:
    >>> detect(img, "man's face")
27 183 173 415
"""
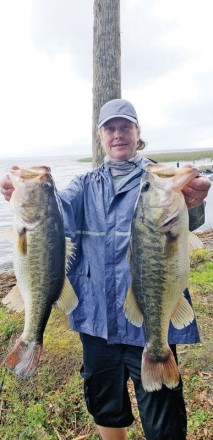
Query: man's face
100 118 140 161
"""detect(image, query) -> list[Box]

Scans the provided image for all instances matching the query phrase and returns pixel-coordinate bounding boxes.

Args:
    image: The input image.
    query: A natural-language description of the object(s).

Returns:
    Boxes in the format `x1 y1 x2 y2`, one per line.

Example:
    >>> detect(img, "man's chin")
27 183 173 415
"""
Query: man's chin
110 149 131 161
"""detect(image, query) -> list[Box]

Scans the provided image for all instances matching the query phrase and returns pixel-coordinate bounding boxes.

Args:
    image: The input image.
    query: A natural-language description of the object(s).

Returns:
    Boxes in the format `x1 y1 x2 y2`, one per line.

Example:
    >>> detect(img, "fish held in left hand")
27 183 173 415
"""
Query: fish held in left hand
124 163 203 392
1 166 78 379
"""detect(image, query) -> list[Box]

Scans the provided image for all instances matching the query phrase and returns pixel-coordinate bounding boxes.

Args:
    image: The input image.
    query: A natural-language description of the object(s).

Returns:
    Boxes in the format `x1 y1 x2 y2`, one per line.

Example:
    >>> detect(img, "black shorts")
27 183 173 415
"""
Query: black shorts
79 334 187 439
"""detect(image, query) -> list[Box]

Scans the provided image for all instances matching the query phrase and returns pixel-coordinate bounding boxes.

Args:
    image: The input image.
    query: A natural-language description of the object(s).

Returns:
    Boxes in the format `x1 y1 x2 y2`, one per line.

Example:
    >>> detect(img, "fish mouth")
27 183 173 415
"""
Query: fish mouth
9 167 52 189
10 166 51 179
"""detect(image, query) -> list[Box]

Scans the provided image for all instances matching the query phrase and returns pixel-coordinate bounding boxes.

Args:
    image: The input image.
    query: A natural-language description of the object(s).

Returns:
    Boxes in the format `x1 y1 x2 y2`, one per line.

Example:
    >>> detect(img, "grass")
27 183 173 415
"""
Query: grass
0 244 212 439
79 149 213 164
143 148 213 163
177 247 213 440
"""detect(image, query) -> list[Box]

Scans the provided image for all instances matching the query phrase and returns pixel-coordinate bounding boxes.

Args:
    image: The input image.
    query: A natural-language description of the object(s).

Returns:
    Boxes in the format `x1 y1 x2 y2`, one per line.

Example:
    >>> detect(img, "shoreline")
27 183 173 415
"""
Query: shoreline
79 148 213 163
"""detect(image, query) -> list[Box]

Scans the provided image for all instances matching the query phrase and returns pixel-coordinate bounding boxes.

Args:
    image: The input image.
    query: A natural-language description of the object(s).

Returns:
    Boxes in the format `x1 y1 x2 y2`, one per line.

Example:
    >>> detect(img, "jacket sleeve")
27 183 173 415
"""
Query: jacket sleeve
57 176 84 239
188 202 205 231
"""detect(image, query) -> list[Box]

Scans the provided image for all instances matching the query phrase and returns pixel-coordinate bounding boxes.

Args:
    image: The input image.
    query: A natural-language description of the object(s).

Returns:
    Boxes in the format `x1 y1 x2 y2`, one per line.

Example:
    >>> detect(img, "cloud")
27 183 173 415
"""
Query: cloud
31 0 93 80
143 96 213 151
121 1 190 88
31 0 190 88
0 0 212 157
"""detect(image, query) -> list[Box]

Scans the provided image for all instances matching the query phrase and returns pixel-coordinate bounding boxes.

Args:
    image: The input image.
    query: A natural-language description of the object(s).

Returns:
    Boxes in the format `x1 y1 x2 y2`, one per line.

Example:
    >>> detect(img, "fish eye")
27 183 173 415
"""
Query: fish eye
141 181 150 192
42 182 52 191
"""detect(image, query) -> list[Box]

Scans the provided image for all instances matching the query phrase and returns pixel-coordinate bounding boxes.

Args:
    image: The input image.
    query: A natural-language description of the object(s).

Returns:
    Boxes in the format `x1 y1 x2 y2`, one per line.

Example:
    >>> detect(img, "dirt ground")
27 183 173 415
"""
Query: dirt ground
196 229 213 249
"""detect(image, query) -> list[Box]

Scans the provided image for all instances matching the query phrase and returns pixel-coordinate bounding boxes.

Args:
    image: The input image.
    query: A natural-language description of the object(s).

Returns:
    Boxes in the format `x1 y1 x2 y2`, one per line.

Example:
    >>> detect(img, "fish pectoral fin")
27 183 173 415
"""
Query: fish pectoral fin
124 288 143 327
65 237 75 272
17 229 27 254
188 231 203 251
0 227 14 242
126 245 132 264
56 276 78 314
2 284 25 312
171 294 194 329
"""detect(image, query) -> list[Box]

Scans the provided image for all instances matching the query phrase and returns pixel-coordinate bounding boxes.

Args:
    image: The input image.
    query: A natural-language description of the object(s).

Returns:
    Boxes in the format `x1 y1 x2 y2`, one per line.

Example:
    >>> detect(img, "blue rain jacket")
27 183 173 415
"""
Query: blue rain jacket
58 158 200 346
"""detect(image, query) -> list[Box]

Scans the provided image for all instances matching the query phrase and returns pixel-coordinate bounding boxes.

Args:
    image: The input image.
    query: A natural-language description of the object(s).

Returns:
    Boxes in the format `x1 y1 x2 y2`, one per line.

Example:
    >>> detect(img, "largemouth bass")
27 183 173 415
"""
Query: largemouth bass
124 164 203 392
1 166 78 378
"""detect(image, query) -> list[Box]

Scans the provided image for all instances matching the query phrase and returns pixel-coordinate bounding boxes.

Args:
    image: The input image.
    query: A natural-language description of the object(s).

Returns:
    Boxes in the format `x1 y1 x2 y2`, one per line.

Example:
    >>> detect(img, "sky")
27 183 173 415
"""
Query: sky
0 0 213 158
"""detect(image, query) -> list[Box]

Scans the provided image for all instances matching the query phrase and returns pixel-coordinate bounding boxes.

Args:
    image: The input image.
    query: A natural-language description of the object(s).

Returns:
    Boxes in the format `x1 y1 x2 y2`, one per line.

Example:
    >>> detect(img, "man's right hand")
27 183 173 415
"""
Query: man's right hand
0 165 19 201
0 174 15 201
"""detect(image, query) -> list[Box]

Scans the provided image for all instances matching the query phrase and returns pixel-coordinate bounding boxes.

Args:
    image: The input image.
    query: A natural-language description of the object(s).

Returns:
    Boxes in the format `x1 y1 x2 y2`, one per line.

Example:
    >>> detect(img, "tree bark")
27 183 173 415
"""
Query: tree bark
92 0 121 167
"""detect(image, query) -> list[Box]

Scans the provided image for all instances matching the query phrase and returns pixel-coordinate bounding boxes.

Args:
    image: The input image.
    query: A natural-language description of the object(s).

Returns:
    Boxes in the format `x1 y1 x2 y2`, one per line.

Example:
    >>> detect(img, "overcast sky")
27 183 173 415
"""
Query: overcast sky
0 0 213 158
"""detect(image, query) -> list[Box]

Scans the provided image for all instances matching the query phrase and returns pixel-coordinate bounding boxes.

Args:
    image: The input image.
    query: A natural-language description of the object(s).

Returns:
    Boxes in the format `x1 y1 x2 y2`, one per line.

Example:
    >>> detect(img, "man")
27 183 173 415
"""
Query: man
0 99 211 440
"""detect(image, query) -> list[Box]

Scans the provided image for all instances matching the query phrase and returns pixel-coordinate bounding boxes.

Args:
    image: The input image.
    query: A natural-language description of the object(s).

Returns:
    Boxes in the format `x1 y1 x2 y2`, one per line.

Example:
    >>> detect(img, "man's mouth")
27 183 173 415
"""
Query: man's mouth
112 143 127 147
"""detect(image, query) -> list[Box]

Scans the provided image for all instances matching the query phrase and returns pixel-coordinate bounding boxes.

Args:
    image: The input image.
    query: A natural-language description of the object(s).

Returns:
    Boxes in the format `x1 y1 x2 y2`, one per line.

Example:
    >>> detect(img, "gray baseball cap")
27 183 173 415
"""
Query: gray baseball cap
98 99 138 129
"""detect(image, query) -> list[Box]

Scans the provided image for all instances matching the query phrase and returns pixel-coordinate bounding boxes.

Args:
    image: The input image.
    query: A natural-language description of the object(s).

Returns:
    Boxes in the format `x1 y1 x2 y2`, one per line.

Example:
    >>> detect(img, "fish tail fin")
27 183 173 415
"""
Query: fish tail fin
142 347 180 392
5 338 42 378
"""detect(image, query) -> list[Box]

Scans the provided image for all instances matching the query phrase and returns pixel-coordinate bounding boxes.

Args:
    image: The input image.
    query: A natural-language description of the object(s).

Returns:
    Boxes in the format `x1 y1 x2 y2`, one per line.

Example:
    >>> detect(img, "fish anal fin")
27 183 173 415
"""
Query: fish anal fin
142 347 180 392
55 276 78 314
124 288 143 327
171 294 194 329
5 338 42 378
2 284 25 312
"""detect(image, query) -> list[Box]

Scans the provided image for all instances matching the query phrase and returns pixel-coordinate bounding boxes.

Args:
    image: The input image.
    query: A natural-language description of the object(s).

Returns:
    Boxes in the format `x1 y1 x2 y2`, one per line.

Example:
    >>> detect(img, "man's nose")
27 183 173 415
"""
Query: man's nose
114 129 123 138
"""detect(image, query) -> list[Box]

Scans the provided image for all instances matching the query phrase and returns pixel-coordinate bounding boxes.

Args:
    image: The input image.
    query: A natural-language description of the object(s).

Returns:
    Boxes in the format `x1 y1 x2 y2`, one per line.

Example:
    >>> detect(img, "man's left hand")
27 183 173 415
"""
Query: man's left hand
182 173 211 208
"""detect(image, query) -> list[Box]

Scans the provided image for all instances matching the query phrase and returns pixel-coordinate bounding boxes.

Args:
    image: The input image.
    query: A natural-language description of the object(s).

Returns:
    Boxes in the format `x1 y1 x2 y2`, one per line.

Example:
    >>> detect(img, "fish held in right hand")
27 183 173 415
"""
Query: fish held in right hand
1 165 78 379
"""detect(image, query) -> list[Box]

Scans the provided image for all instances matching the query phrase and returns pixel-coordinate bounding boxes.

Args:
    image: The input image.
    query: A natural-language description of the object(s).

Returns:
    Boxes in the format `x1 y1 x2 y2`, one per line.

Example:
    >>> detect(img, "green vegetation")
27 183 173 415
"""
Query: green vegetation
78 157 92 163
177 247 213 440
143 148 213 163
79 149 213 164
0 244 212 439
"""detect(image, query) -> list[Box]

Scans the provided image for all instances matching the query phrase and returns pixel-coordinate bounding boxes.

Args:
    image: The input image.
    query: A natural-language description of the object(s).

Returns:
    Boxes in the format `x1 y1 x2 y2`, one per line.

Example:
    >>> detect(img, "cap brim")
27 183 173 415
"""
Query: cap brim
98 114 138 129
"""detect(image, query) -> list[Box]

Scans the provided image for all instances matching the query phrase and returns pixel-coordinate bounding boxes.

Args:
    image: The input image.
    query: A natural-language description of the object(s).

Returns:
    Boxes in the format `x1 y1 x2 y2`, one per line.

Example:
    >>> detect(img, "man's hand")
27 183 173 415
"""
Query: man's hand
0 165 19 201
182 164 211 208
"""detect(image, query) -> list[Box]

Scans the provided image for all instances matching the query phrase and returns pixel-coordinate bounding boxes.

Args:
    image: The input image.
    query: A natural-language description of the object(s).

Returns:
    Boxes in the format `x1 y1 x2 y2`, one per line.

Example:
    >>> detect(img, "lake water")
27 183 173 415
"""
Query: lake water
0 156 212 274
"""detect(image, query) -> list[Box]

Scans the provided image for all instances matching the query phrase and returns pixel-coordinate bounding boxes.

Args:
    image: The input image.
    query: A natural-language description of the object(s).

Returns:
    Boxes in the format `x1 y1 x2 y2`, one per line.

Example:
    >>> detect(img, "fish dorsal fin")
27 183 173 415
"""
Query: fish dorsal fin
2 284 25 312
124 287 144 327
188 231 203 251
55 276 78 314
171 294 194 329
65 237 75 272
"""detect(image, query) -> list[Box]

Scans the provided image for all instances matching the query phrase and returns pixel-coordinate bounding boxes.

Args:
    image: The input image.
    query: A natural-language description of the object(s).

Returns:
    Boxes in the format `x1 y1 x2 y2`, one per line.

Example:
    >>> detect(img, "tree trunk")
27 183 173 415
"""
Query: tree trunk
92 0 121 167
